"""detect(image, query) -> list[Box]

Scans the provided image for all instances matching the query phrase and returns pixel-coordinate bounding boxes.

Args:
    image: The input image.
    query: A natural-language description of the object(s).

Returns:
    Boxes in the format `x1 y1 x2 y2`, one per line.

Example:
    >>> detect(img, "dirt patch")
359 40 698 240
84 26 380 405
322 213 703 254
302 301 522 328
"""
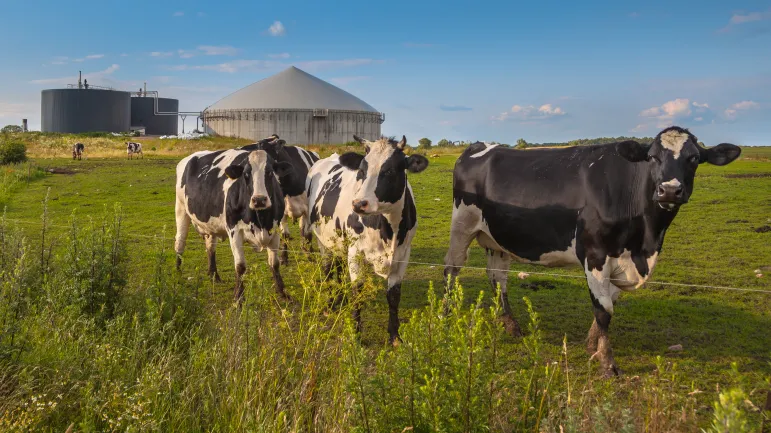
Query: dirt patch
724 173 771 179
521 281 556 291
754 225 771 233
726 219 749 224
46 167 76 175
706 199 724 205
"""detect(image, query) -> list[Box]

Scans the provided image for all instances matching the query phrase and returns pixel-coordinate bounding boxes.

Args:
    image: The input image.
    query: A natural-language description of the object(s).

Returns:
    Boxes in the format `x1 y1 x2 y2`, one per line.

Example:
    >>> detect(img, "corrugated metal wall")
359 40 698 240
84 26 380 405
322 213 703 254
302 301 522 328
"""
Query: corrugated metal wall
202 109 382 144
130 97 179 135
41 89 131 133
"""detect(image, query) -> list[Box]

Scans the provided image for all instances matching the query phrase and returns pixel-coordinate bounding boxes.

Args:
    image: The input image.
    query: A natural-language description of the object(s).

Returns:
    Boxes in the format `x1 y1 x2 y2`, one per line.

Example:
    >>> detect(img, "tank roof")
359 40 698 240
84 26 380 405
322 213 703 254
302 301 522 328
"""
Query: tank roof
205 66 378 112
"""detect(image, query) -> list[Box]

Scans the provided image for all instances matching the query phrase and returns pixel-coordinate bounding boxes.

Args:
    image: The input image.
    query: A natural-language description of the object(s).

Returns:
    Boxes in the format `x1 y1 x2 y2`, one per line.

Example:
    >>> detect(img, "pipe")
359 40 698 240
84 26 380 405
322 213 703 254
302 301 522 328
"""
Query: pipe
135 90 200 116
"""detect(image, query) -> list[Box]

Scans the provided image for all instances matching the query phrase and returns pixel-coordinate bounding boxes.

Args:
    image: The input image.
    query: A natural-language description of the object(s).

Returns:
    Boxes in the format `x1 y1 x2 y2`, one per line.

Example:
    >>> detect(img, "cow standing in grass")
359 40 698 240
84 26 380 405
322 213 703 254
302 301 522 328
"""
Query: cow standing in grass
174 148 294 300
306 135 429 343
126 142 143 159
240 134 320 264
72 143 84 160
443 126 741 376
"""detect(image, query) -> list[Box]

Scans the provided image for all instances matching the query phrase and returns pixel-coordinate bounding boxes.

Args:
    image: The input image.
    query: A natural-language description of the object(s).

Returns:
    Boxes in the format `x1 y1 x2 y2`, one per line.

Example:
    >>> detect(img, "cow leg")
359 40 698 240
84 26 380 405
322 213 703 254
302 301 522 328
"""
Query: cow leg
585 264 621 377
228 230 247 302
267 234 292 301
386 256 409 345
279 214 290 265
486 249 522 337
174 199 191 271
299 215 314 254
205 234 222 283
443 210 479 293
347 247 364 335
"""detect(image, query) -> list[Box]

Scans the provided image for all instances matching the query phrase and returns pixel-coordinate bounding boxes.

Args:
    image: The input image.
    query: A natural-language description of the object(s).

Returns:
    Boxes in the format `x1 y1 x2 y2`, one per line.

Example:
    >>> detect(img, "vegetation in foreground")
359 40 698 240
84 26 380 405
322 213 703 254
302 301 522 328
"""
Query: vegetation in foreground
0 206 766 432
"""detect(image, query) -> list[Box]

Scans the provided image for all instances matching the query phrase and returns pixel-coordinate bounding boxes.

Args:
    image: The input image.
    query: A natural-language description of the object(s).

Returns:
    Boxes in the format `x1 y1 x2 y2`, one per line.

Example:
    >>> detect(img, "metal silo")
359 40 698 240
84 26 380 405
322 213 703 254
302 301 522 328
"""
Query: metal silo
41 89 131 133
203 66 384 144
131 96 179 135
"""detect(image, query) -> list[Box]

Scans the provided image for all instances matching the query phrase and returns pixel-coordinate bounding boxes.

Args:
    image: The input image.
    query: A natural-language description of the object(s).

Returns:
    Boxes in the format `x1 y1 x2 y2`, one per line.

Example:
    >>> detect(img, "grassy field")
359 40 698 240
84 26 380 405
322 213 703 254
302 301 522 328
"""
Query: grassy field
0 136 769 431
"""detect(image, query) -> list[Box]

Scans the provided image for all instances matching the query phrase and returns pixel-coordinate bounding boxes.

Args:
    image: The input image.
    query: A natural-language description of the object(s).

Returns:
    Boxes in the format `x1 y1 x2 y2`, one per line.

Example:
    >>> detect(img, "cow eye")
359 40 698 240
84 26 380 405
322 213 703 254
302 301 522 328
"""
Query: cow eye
688 155 699 165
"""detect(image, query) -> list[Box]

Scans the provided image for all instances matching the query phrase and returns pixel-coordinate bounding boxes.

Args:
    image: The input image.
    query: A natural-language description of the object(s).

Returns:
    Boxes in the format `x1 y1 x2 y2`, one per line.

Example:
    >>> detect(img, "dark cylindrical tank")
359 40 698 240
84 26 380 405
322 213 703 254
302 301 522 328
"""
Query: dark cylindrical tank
131 97 179 135
41 89 131 133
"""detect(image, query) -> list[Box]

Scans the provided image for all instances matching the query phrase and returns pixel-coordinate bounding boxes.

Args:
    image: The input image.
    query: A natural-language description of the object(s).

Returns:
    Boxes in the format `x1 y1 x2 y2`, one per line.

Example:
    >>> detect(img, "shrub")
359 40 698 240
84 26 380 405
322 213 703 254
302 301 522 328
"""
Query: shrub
515 138 529 149
418 137 432 149
437 138 450 147
0 141 27 164
1 125 23 134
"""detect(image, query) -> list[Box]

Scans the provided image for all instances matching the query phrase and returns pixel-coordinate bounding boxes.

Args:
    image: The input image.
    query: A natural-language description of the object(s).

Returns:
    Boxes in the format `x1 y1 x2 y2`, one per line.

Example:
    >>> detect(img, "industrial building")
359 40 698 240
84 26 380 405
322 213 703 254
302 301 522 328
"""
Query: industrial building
41 75 180 135
203 66 384 144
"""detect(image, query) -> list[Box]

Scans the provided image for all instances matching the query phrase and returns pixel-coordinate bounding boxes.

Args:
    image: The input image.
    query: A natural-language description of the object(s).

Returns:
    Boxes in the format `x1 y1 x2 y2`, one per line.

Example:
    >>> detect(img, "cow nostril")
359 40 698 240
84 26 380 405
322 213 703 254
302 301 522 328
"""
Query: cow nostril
657 185 666 196
353 200 369 211
674 187 683 197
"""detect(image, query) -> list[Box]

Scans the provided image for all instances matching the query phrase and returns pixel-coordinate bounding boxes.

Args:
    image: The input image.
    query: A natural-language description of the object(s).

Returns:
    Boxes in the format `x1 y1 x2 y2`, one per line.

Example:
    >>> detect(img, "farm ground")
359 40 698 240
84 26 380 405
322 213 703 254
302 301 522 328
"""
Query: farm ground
2 143 770 430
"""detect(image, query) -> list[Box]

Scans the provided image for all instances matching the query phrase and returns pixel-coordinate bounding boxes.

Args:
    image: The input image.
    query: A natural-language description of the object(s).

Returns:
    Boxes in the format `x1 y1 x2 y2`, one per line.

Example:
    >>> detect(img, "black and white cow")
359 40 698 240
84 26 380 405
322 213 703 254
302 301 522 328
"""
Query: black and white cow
443 126 741 376
240 134 320 263
72 143 84 160
174 148 294 300
306 135 429 343
126 142 143 159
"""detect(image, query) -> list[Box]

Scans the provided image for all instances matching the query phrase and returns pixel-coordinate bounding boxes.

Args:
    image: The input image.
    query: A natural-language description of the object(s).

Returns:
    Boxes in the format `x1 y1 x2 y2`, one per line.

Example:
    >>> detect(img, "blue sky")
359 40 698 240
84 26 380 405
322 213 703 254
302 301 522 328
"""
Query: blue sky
1 0 770 145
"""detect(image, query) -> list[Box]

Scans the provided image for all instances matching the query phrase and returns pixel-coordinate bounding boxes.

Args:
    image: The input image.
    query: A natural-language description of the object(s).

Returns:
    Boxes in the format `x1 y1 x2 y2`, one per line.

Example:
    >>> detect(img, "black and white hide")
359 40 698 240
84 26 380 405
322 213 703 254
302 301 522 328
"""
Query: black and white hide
240 135 320 264
174 148 294 300
306 135 429 343
443 126 741 376
72 143 84 160
126 142 143 159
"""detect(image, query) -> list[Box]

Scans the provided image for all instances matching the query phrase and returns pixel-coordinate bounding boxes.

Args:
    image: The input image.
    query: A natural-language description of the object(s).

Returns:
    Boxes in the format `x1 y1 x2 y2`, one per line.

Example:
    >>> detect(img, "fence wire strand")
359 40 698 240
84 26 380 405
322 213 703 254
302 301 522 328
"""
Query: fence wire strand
3 217 770 295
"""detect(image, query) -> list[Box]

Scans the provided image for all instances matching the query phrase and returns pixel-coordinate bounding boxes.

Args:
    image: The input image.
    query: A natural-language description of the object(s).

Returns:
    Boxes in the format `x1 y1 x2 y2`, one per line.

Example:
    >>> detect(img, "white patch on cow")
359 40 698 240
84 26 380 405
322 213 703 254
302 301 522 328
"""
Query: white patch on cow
659 130 688 159
585 250 659 314
538 238 580 266
470 143 500 159
589 162 594 167
353 140 401 215
248 151 271 209
661 178 681 188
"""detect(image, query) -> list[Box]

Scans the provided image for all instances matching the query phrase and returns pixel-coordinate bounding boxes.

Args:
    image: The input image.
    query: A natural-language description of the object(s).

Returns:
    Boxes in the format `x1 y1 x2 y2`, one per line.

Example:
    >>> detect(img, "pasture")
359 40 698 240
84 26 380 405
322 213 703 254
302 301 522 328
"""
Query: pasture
0 137 769 431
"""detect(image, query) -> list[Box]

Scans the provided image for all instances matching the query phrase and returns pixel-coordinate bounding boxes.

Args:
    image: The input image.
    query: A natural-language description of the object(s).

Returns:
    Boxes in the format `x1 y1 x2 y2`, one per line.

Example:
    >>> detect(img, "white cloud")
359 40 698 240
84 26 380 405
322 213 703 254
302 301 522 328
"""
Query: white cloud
724 100 760 119
639 98 696 127
692 101 709 109
198 45 238 56
493 103 566 122
30 64 120 85
177 49 197 59
719 8 771 32
0 103 33 119
268 21 285 36
151 51 174 57
404 42 435 48
120 53 129 57
173 11 184 17
268 53 291 59
85 54 104 59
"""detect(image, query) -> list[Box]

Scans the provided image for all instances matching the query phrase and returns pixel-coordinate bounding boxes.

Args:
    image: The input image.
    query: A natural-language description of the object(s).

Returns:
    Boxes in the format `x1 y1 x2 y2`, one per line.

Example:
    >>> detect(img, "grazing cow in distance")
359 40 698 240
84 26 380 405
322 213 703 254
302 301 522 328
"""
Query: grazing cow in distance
72 143 84 160
174 148 294 300
126 142 143 159
306 135 429 343
240 134 320 264
444 126 741 377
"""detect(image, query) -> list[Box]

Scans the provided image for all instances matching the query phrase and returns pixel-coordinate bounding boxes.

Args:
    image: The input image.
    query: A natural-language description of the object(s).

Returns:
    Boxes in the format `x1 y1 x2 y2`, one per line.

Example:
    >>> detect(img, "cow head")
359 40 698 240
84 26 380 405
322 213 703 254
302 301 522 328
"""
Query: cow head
339 135 429 215
224 150 294 210
616 126 741 210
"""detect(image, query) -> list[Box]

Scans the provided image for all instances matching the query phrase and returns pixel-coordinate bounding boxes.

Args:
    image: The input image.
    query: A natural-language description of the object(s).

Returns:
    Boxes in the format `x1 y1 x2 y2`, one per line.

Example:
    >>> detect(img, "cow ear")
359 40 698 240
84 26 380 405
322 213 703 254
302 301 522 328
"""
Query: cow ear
406 154 429 173
395 135 407 150
352 135 371 152
274 139 286 151
339 152 365 170
616 140 651 162
701 143 741 166
274 161 294 178
224 165 245 179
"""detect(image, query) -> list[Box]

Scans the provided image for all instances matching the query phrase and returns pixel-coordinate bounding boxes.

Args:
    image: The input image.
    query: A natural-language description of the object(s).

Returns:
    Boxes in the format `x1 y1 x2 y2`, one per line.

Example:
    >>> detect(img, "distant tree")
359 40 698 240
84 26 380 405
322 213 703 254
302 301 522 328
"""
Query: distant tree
418 137 432 149
1 124 23 134
515 138 529 149
437 138 450 147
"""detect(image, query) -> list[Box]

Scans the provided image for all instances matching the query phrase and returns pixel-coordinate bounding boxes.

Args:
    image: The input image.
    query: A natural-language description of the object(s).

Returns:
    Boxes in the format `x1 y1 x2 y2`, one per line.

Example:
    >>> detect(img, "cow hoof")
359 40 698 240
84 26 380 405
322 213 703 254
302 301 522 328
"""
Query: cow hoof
500 315 523 338
211 274 223 284
277 292 294 303
603 364 621 378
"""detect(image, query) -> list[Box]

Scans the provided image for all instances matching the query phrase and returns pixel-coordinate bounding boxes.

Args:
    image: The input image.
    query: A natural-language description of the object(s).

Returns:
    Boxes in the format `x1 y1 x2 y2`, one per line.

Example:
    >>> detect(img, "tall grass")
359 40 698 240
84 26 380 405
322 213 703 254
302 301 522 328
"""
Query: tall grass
0 204 766 431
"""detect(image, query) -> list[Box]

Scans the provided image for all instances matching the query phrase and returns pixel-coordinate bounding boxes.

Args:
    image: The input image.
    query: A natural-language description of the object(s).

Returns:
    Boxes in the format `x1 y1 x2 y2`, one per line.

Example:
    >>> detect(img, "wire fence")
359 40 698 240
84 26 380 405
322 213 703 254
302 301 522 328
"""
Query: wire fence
3 216 770 295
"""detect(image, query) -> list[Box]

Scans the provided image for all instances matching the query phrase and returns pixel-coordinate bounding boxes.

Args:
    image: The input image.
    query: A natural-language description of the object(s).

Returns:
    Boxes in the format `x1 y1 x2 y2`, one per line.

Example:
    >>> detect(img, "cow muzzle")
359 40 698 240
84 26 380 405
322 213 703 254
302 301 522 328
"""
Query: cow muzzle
654 182 685 210
250 195 271 210
352 199 371 214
